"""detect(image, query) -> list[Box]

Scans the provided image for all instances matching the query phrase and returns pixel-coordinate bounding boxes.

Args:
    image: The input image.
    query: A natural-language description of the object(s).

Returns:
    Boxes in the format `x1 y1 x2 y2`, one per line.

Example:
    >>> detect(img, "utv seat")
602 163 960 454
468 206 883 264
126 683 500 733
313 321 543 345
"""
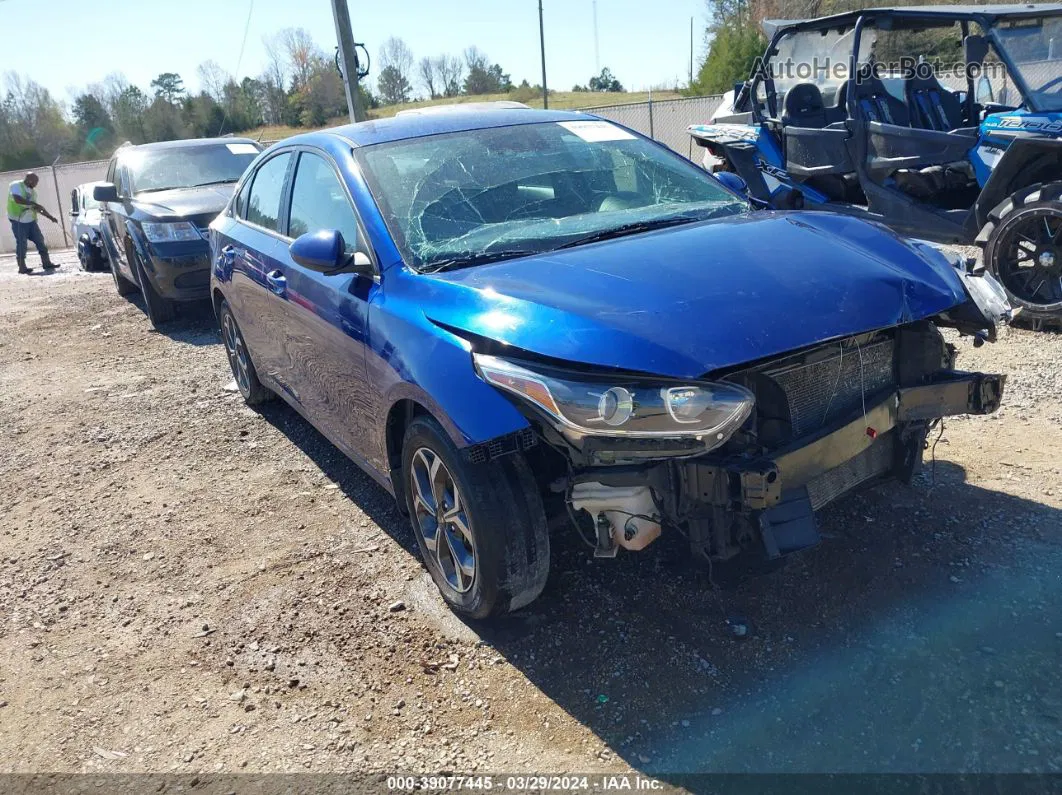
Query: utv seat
850 74 911 127
906 75 964 131
782 83 828 128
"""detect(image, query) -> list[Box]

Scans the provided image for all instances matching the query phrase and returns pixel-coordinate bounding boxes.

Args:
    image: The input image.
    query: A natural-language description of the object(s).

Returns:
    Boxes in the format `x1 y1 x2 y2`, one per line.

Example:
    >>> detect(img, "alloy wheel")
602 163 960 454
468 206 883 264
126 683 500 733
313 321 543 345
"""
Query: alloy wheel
409 447 476 594
221 312 252 398
998 208 1062 306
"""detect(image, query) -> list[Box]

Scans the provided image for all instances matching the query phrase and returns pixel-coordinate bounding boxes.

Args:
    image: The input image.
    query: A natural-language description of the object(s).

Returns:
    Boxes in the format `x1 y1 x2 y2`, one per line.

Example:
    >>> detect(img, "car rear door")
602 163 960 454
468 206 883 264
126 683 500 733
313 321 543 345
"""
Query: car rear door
219 150 296 393
268 147 378 462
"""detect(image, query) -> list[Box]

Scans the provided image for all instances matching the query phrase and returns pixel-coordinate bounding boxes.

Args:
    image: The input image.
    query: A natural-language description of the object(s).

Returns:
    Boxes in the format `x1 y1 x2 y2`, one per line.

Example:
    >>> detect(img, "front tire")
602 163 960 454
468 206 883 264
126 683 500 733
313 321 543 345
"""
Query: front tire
401 416 550 619
981 181 1062 323
218 300 273 405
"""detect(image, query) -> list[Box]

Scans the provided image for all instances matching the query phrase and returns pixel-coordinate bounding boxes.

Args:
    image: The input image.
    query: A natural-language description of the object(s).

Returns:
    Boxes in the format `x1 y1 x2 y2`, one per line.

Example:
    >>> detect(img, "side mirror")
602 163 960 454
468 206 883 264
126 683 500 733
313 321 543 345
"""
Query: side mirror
289 229 373 275
964 34 989 68
93 183 119 203
716 172 749 195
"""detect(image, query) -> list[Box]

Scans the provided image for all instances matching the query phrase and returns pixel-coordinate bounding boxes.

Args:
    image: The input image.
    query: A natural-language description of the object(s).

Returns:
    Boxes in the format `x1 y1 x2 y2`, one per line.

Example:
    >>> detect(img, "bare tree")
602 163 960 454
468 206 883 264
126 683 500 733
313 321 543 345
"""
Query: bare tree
259 32 290 124
418 56 438 99
378 37 415 95
279 27 321 88
197 60 229 102
463 46 489 74
436 54 464 97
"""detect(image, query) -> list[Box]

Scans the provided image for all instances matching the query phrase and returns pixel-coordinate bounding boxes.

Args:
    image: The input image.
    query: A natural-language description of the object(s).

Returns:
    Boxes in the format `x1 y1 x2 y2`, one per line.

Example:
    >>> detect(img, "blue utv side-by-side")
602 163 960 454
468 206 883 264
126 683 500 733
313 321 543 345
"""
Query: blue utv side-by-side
689 4 1062 326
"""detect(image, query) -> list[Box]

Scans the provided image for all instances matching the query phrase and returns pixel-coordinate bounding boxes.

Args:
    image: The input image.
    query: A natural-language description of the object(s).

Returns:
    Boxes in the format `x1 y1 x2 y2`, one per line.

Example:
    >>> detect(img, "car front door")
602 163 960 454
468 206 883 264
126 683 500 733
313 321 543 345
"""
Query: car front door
103 162 136 282
270 147 378 463
220 150 296 394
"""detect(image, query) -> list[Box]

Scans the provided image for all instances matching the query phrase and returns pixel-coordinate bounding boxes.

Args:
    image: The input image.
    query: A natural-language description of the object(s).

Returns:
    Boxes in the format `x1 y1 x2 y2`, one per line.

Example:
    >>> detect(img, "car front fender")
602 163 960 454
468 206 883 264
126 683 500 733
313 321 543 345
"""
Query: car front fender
368 294 533 477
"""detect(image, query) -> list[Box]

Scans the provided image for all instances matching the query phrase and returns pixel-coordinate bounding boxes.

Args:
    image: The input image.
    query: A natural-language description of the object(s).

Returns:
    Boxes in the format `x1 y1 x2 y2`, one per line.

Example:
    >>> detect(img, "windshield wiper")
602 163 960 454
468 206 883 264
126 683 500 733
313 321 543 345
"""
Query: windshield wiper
191 178 239 188
419 248 539 274
553 214 707 250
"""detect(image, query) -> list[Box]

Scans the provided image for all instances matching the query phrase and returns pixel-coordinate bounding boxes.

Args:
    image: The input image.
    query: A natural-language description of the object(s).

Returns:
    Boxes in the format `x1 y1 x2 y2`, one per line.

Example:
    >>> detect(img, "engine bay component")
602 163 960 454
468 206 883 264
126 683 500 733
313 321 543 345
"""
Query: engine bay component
570 482 662 551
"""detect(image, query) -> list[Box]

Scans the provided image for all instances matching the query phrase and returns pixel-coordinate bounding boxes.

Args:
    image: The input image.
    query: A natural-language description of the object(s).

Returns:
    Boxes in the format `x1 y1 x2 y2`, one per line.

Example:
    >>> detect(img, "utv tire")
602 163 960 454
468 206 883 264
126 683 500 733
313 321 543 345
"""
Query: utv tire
218 300 273 406
980 181 1062 323
131 250 177 328
110 249 138 297
401 416 550 619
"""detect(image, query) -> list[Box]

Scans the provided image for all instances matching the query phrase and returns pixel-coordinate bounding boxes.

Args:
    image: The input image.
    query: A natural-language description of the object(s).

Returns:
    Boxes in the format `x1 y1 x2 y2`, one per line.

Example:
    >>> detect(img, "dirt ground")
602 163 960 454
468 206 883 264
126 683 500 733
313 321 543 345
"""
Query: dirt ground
1 249 1061 781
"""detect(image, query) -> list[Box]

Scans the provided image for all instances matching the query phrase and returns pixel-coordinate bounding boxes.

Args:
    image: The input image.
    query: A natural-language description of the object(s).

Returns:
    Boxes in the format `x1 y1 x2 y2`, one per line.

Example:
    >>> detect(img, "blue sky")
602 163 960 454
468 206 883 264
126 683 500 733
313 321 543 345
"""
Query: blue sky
0 0 707 106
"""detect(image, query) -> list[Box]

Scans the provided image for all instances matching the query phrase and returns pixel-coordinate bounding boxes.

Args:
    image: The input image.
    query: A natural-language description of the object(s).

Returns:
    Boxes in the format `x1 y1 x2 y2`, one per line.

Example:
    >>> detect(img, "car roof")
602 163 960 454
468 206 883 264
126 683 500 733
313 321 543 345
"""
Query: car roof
764 3 1062 36
282 107 601 148
119 136 259 153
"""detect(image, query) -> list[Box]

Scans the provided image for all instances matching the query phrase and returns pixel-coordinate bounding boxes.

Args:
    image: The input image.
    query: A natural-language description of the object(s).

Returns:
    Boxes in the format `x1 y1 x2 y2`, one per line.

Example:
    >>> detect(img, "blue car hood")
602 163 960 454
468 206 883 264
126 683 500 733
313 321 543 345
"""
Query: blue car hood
420 211 967 379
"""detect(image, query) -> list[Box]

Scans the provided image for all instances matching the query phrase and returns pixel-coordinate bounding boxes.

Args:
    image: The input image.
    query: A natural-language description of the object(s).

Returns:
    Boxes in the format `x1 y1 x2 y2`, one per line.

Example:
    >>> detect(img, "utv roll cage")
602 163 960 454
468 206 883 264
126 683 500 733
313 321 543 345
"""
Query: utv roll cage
746 4 1062 119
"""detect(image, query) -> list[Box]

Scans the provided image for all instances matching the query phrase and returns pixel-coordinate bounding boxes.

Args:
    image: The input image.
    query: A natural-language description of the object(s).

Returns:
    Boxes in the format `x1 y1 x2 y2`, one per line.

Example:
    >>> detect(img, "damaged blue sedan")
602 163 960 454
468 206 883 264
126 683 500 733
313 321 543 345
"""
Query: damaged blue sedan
210 106 1009 618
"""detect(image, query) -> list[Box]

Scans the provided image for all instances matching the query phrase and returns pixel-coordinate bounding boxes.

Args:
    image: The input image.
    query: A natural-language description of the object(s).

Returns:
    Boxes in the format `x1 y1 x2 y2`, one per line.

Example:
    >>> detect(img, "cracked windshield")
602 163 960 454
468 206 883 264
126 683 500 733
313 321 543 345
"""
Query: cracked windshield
358 120 746 271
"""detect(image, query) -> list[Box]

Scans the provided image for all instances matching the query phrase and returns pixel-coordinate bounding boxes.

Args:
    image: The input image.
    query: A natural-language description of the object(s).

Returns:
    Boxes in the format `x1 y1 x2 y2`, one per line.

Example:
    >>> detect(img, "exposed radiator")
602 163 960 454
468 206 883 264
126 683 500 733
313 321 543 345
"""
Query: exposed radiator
806 431 894 510
768 338 896 438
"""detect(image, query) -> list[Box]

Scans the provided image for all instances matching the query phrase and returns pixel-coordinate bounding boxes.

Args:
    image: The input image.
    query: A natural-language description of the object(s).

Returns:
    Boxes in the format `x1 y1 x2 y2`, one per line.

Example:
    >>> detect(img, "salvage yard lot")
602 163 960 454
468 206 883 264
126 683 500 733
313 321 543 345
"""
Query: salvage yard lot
1 255 1061 777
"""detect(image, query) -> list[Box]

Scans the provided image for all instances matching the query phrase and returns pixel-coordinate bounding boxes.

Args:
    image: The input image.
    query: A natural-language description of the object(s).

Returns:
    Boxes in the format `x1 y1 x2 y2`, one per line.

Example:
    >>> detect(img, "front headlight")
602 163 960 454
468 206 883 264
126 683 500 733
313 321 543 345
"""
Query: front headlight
142 221 202 244
474 353 754 448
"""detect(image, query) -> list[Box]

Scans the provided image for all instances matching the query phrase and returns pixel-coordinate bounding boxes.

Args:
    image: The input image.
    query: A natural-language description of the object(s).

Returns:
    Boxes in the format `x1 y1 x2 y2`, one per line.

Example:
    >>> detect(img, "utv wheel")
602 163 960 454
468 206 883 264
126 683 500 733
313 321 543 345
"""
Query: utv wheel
131 250 177 328
218 300 273 405
110 249 138 297
981 181 1062 322
401 416 550 619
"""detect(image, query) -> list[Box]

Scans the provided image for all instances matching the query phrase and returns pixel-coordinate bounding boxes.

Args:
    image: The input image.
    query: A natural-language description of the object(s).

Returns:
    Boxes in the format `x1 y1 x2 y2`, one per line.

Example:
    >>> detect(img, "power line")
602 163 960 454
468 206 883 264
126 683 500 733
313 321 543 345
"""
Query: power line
217 0 256 136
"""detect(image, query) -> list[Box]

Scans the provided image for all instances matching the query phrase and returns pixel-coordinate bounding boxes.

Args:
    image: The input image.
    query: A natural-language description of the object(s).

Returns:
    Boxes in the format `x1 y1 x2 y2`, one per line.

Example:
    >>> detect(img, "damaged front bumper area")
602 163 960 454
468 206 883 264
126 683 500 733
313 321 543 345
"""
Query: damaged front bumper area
570 370 1004 562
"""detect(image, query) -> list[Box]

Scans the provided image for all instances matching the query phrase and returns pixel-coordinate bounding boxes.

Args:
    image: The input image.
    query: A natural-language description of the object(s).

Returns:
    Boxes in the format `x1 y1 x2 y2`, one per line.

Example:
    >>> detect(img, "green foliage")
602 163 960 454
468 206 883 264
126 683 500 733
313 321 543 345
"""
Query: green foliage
689 24 766 95
72 94 114 157
150 72 185 103
377 65 412 105
464 63 512 95
588 67 624 92
510 83 539 103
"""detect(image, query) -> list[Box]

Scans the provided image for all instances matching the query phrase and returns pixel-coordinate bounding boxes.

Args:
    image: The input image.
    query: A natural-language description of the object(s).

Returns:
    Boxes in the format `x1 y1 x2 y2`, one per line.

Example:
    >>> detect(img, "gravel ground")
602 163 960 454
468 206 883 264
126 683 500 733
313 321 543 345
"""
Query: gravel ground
0 250 1060 781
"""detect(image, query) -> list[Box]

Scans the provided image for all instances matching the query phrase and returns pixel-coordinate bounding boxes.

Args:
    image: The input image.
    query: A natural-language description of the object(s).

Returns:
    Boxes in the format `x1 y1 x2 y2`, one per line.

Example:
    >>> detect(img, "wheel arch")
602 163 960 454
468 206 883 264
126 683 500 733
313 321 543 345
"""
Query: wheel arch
385 397 431 504
974 138 1062 229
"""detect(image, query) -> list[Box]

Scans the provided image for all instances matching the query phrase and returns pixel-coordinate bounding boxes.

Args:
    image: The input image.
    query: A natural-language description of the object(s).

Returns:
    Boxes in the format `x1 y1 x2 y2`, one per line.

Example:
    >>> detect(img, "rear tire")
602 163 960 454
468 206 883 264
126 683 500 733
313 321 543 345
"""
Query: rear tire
981 181 1062 323
218 300 273 405
131 249 177 328
401 416 550 619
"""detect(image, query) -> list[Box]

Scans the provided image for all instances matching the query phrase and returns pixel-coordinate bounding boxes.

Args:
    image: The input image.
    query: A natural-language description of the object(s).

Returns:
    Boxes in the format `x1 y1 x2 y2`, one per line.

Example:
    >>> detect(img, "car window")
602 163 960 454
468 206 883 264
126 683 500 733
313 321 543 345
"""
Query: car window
245 152 292 233
234 178 251 220
287 152 360 252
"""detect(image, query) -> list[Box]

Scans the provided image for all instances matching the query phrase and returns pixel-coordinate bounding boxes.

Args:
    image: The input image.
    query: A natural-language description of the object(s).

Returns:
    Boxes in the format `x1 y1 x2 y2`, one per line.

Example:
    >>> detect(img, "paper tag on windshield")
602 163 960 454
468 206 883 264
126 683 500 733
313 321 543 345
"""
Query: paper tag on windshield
226 143 259 155
557 120 636 142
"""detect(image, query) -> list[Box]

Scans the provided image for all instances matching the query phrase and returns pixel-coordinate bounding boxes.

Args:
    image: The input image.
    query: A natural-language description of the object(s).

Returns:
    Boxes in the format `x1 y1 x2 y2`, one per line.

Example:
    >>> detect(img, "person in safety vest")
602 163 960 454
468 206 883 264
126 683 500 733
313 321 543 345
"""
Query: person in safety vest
8 172 59 275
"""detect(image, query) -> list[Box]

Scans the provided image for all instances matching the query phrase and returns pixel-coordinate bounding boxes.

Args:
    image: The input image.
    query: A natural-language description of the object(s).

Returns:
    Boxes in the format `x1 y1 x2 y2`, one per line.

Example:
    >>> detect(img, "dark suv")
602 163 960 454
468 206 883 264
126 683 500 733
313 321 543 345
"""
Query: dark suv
94 137 263 327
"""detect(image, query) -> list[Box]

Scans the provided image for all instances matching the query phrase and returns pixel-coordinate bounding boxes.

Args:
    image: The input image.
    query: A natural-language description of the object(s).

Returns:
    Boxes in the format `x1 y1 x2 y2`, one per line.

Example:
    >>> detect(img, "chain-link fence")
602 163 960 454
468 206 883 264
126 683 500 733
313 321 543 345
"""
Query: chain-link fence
581 94 726 160
1 159 109 254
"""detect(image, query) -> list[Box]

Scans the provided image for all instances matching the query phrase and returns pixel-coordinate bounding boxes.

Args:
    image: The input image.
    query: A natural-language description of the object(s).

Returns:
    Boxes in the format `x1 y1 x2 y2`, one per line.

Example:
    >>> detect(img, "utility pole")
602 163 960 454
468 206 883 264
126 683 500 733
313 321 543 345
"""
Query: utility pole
689 17 694 87
593 0 600 74
538 0 549 109
331 0 366 123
